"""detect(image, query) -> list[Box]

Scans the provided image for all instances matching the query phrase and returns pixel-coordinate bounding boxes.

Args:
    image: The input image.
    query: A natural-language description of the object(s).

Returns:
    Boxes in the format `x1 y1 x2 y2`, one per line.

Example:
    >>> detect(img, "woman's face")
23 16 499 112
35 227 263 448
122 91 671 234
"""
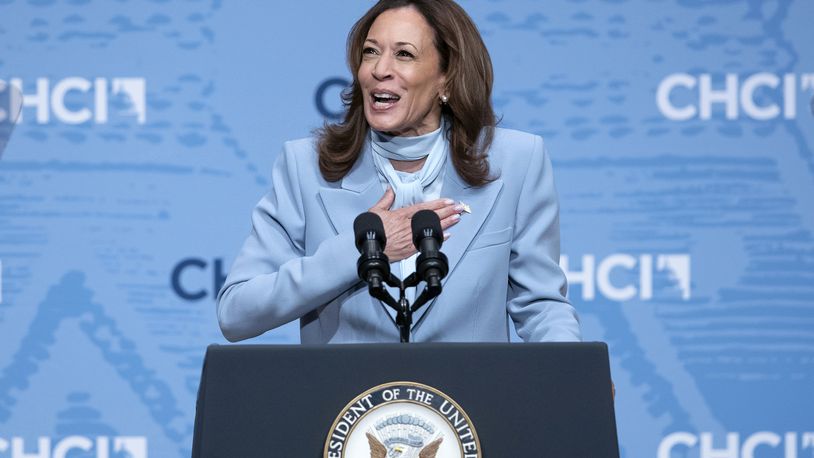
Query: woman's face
358 7 446 137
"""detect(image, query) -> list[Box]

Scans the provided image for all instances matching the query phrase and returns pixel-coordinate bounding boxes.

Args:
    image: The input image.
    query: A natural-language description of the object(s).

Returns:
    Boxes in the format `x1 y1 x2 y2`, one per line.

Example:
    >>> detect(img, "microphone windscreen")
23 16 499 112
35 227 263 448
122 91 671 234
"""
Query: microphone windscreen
353 212 386 251
411 209 443 248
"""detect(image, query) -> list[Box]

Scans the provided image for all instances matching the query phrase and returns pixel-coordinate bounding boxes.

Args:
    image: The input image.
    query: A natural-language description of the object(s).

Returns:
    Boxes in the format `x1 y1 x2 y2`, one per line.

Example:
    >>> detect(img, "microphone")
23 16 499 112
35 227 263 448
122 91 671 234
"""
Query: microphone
353 212 390 288
411 210 449 289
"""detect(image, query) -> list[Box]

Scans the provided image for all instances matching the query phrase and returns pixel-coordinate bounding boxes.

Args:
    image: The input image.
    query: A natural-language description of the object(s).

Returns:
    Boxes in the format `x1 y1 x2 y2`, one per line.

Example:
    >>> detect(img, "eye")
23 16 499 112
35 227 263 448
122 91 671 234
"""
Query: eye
362 47 379 56
395 49 415 59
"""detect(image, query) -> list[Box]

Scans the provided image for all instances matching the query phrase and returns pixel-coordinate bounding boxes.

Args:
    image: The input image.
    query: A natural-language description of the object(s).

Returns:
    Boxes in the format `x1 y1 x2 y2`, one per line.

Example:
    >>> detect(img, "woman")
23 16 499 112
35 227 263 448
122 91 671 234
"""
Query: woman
217 0 581 343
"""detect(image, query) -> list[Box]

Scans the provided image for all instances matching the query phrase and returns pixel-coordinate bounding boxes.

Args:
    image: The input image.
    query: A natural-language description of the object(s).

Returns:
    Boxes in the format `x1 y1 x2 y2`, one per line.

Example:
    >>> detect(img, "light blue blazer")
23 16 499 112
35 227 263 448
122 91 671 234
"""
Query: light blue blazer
217 128 581 343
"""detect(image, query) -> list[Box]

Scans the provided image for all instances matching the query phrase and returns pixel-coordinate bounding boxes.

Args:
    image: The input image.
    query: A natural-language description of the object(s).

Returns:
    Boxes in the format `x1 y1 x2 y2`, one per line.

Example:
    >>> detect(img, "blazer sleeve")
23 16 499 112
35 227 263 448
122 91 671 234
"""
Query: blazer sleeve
216 141 360 342
506 135 582 342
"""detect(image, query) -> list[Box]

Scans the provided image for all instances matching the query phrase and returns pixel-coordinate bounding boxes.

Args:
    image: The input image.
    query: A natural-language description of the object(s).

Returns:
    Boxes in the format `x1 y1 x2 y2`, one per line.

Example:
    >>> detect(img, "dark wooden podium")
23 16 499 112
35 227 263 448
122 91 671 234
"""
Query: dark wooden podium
192 342 619 457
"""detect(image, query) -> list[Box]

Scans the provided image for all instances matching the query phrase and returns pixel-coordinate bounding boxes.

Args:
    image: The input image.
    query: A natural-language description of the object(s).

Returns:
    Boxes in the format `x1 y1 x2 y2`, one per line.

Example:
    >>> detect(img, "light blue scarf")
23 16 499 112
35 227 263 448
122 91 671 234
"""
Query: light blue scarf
370 117 448 210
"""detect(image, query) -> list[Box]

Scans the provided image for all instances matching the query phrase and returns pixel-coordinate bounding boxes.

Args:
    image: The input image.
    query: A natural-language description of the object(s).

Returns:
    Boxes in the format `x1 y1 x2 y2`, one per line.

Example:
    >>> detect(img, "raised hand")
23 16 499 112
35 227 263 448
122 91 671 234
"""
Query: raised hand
369 187 461 262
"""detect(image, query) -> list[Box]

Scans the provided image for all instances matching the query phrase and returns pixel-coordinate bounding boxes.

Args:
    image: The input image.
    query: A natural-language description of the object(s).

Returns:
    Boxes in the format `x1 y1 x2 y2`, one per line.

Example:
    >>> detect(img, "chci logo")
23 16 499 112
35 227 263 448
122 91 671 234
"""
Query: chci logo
324 381 481 458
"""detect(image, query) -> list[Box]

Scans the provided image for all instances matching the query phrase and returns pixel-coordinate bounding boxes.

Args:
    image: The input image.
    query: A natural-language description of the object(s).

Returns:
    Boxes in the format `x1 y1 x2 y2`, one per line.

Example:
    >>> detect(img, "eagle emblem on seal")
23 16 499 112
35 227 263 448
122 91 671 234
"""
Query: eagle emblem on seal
364 414 444 458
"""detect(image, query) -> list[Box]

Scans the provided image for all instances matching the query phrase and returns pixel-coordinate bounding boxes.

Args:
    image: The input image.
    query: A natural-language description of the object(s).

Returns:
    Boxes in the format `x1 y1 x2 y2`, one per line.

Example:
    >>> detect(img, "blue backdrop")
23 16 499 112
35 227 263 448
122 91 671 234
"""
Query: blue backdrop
0 1 812 457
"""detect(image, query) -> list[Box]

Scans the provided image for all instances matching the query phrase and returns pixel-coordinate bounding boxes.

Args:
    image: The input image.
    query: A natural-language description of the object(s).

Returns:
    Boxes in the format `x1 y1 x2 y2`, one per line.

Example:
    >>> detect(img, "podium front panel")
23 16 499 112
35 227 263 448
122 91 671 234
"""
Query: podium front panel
192 342 619 457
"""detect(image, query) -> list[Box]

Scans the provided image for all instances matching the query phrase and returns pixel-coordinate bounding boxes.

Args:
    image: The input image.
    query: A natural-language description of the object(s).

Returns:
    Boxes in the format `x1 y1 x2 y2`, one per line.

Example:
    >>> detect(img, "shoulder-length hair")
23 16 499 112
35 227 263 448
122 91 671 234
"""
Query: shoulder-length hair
316 0 497 187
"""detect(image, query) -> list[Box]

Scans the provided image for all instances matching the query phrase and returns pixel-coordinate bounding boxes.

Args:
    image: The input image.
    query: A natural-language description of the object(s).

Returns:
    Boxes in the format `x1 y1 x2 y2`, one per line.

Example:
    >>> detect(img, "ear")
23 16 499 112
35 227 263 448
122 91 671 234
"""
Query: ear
437 73 447 98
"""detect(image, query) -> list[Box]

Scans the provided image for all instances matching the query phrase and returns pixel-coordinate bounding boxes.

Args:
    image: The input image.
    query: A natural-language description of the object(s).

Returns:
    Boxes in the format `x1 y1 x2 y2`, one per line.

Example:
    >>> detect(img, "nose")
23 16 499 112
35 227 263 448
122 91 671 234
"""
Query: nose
371 53 393 81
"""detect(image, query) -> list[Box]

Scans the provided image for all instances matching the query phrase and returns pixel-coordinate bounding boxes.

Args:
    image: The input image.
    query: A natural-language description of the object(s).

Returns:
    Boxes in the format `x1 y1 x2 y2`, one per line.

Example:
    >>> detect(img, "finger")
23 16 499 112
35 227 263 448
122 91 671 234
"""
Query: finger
401 200 455 219
371 187 395 211
439 213 461 230
434 204 461 221
411 198 455 213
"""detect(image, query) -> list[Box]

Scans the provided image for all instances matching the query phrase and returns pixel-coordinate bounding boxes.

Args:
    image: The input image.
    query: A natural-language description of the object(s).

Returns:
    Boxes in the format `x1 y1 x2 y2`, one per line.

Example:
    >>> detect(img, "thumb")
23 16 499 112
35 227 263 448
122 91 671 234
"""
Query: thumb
371 187 395 211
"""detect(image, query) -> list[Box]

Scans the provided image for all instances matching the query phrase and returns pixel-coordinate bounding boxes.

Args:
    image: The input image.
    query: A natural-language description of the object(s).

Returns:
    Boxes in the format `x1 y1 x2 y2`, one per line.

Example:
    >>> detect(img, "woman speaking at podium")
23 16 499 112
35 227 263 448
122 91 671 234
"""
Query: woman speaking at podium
217 0 581 344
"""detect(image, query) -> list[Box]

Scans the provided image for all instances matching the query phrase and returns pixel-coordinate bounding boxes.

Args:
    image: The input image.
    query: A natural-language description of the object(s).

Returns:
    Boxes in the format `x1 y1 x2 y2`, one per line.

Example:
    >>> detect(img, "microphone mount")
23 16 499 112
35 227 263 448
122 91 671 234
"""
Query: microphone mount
366 270 442 344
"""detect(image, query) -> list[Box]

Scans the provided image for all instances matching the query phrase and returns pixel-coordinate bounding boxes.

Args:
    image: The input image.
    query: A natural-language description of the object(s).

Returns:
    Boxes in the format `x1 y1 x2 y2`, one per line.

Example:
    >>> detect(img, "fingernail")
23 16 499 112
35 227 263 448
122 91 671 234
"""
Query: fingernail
453 204 464 212
444 231 451 239
451 214 461 221
444 198 455 205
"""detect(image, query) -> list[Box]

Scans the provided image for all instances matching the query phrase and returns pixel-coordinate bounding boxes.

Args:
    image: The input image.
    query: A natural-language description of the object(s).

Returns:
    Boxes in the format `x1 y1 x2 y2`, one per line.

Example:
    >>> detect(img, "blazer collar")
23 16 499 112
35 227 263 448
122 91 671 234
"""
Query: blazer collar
340 141 378 193
317 144 504 332
317 143 380 236
321 147 504 280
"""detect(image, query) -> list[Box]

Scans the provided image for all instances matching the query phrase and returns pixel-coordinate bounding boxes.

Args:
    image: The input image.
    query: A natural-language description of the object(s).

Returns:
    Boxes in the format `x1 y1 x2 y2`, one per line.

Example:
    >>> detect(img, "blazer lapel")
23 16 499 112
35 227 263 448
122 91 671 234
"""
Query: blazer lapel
317 146 399 325
317 146 381 236
412 158 504 326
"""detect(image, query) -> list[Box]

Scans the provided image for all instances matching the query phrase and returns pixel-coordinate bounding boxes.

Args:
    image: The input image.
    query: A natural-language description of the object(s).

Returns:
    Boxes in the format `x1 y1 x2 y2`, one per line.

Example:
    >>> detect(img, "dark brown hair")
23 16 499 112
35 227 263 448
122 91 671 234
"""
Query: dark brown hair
316 0 497 187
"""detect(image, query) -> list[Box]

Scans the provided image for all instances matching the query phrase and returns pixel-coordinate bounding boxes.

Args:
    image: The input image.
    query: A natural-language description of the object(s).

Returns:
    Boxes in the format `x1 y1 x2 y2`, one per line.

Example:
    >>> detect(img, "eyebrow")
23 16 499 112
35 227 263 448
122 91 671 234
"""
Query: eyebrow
365 38 419 52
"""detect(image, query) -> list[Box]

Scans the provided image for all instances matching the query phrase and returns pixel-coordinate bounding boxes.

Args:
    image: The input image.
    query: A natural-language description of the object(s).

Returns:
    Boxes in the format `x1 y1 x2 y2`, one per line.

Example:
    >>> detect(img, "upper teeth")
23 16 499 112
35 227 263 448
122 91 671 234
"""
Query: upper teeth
374 93 398 99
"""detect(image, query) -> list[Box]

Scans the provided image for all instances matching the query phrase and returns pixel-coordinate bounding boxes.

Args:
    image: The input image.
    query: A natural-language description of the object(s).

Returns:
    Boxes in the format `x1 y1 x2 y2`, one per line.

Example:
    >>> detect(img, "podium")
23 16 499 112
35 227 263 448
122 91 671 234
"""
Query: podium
192 343 619 457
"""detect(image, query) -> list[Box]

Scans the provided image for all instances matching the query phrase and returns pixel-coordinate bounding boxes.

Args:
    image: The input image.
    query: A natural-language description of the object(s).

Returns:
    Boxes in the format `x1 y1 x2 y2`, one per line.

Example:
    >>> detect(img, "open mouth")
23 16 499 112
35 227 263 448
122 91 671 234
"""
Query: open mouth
371 91 401 109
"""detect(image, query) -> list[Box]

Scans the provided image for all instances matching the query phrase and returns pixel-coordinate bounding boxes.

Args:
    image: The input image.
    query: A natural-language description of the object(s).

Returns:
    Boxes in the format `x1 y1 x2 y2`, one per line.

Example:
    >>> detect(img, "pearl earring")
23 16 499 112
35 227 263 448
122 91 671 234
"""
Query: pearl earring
440 94 449 104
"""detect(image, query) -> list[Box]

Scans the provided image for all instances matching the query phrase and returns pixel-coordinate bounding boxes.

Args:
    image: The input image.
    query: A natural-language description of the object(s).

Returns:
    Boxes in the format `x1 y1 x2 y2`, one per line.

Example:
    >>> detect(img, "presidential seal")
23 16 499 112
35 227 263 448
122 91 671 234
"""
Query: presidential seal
324 381 481 458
